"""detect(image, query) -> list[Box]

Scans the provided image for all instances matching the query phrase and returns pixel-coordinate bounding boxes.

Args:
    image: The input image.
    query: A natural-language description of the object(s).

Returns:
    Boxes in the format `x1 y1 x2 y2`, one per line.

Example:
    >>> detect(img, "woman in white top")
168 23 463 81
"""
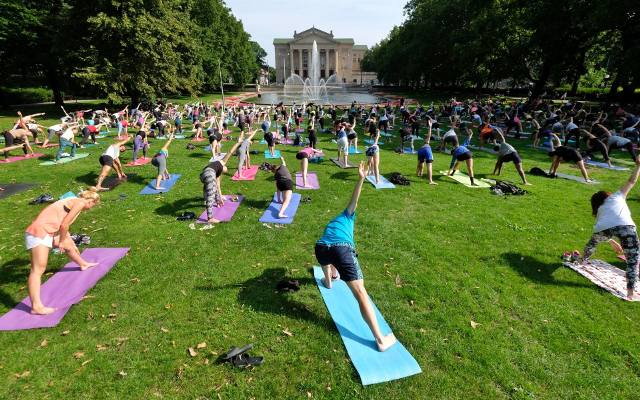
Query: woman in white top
95 137 130 191
581 162 640 299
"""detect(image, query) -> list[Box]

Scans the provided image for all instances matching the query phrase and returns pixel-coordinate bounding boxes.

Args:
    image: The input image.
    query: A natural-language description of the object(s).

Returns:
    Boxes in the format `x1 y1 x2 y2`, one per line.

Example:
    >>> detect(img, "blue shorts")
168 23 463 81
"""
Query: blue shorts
417 146 433 163
314 242 363 281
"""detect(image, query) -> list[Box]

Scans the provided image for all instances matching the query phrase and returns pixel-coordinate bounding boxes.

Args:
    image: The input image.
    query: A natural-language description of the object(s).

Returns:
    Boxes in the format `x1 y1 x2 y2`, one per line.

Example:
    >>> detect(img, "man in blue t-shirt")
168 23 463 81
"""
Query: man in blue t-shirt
314 161 397 352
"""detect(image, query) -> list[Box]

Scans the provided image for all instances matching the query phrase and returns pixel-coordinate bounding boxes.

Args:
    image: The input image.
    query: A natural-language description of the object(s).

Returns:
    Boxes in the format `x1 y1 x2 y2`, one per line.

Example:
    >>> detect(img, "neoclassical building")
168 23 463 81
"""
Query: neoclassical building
274 27 376 85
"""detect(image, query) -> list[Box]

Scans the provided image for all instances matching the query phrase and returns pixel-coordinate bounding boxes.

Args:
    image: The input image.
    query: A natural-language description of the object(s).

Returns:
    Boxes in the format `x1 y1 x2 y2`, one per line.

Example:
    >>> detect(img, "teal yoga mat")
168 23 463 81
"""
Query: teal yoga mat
264 150 281 159
39 153 90 166
312 267 421 385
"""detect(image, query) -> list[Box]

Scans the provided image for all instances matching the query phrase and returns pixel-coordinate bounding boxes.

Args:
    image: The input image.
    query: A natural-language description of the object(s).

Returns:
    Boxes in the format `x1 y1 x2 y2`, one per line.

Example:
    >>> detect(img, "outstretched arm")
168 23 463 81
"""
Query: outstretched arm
162 133 174 151
346 162 367 215
425 120 432 144
620 163 640 197
222 142 241 164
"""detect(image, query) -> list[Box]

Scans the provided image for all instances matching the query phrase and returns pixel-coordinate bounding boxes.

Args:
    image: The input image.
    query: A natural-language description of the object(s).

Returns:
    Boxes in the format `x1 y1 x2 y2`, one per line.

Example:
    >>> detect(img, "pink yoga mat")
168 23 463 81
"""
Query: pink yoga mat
231 165 259 181
223 130 231 135
126 158 151 166
38 144 59 148
0 248 129 331
191 137 206 142
0 153 44 164
197 195 244 223
295 172 319 190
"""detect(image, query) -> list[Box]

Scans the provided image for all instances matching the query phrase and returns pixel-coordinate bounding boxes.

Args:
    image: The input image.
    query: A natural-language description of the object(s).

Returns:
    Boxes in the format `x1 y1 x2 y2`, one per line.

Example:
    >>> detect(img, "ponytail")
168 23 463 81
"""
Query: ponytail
79 187 101 202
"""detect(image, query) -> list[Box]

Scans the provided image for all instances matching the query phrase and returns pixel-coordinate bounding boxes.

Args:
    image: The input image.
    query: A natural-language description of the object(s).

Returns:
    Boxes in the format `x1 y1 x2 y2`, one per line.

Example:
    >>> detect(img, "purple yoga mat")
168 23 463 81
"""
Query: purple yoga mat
197 195 244 223
295 172 319 190
0 248 129 331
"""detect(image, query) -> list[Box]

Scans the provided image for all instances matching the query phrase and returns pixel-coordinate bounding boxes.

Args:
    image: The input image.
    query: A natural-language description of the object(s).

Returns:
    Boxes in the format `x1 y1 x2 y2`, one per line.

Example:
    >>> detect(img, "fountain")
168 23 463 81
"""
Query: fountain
284 41 341 103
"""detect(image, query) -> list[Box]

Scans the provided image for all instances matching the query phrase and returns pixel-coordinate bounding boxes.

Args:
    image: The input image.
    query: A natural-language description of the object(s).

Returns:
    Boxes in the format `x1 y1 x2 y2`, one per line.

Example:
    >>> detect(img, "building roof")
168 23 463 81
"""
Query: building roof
334 38 354 44
353 45 368 51
274 38 293 44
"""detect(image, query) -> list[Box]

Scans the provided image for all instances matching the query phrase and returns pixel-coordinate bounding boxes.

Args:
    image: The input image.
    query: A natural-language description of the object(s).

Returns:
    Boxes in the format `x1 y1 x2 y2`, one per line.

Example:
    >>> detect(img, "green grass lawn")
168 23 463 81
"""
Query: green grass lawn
1 99 640 399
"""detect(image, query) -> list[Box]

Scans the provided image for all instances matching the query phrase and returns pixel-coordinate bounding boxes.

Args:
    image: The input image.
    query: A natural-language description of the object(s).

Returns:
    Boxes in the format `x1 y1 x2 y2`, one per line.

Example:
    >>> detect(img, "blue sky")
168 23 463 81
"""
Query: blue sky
224 0 408 67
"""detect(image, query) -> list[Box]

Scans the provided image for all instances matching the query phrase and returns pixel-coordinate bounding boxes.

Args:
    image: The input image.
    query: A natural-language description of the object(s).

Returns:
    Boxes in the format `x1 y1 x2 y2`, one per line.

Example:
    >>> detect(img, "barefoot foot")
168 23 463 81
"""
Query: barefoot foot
31 305 57 315
320 277 332 289
278 214 288 219
80 262 99 271
377 333 397 352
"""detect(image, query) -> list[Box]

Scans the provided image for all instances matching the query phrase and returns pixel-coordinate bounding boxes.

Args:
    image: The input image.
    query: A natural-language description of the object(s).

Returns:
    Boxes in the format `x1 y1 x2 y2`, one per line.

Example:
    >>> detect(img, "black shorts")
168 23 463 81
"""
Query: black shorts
3 132 14 146
264 133 274 147
500 152 521 164
314 243 363 282
276 178 293 192
296 151 308 160
208 133 222 143
444 135 457 146
99 155 114 167
347 133 357 140
456 151 473 162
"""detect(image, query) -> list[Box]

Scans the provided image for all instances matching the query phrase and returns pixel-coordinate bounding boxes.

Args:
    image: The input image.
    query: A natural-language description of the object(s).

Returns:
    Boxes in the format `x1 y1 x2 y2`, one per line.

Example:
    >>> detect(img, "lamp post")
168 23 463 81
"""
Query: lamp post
218 59 225 113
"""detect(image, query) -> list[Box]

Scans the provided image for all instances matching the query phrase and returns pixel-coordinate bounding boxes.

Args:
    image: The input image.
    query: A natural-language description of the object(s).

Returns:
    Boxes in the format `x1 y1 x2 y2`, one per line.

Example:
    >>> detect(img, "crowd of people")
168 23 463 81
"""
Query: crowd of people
6 94 640 351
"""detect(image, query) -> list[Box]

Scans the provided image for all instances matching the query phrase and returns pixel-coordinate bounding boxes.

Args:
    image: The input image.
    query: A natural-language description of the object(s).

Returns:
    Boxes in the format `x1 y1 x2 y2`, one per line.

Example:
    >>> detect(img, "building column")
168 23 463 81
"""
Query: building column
289 48 294 77
299 50 303 77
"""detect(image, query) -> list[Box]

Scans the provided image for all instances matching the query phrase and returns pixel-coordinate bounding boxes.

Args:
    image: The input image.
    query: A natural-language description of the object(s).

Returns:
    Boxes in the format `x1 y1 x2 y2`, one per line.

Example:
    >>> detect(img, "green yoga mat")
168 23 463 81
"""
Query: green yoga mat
439 170 490 188
40 153 90 166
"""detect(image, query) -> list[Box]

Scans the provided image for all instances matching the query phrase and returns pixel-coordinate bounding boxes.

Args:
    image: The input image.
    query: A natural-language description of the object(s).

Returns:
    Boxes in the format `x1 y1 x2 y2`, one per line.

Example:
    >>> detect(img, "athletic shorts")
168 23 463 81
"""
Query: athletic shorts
365 145 378 157
3 132 14 146
417 146 433 163
337 137 348 151
25 233 53 250
314 242 363 282
456 151 473 162
296 151 309 160
500 152 521 164
480 130 494 140
152 154 167 173
99 155 114 167
443 135 457 146
347 133 357 140
264 133 274 147
276 178 293 192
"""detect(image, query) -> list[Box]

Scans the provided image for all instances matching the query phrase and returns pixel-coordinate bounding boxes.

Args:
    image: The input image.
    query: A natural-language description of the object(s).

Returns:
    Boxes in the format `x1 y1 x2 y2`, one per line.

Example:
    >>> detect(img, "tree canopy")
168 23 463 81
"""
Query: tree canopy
0 0 266 105
362 0 640 101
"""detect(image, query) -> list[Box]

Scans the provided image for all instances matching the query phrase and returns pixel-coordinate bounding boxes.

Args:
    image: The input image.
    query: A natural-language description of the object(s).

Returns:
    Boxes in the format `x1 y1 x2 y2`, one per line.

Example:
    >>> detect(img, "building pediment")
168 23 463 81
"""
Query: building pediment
291 27 337 45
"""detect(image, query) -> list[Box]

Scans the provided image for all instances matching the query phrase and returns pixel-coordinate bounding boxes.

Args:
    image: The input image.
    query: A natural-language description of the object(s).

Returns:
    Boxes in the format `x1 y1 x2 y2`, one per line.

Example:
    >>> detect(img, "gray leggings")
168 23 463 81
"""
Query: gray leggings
584 225 640 289
152 154 167 176
200 168 222 220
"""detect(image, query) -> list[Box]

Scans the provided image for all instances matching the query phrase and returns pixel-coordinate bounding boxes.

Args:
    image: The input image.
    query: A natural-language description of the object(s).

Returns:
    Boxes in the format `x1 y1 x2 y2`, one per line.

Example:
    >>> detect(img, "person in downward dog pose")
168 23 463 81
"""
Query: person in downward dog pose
365 123 381 184
578 162 640 300
492 131 530 185
296 146 324 188
24 188 101 314
315 161 397 352
417 120 436 184
270 156 294 219
199 140 242 223
95 137 131 191
236 130 257 179
151 133 176 190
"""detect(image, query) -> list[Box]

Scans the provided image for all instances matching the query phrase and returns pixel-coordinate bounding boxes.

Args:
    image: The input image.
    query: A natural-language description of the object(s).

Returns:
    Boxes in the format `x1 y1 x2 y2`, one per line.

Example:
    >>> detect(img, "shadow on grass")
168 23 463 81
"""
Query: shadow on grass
197 268 333 328
74 171 146 187
155 197 202 217
501 252 592 288
188 152 208 159
0 258 30 308
330 171 354 180
242 197 271 210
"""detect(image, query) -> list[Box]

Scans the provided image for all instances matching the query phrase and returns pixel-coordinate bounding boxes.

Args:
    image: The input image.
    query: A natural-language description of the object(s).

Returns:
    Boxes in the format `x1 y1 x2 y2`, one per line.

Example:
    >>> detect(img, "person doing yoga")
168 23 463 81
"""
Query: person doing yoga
314 161 397 352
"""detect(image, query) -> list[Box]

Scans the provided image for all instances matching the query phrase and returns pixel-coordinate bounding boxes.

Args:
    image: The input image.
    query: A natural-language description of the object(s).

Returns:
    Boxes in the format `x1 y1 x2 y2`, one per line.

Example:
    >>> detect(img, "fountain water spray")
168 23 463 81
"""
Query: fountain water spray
284 40 341 103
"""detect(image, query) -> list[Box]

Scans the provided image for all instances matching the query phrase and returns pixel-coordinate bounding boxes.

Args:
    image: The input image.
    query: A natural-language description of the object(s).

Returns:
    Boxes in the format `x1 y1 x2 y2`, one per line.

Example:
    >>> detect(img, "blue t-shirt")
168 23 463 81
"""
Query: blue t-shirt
336 129 347 139
261 121 270 132
317 209 356 246
450 146 470 168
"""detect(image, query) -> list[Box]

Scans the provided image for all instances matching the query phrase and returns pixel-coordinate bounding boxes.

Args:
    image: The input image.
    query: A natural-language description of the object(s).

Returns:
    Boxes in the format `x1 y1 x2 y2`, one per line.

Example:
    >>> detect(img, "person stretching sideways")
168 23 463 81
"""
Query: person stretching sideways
315 161 397 352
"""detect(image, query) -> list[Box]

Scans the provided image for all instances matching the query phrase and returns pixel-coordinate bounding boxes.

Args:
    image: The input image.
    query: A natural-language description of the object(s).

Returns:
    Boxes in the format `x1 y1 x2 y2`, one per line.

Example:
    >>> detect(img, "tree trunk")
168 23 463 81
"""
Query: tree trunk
608 75 621 100
569 71 580 96
45 65 64 106
530 60 552 100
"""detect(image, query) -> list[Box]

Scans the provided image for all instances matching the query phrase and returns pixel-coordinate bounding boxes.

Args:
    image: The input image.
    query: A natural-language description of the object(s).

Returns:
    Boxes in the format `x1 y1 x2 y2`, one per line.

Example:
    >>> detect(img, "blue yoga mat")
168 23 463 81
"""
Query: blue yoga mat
139 174 181 195
265 150 281 159
312 267 421 385
366 175 396 189
258 193 301 224
364 139 384 146
586 160 629 171
349 147 363 154
403 148 417 154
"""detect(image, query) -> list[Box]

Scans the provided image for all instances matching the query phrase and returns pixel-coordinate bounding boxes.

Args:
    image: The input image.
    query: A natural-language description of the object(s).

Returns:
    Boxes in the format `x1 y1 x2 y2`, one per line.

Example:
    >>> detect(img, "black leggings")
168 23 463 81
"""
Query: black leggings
308 132 317 149
564 128 580 147
81 127 95 144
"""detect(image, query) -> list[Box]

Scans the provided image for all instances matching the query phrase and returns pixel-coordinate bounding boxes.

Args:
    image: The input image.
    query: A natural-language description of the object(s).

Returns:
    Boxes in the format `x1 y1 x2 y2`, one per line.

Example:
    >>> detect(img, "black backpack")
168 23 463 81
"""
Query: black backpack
389 172 410 185
490 180 528 196
529 167 549 177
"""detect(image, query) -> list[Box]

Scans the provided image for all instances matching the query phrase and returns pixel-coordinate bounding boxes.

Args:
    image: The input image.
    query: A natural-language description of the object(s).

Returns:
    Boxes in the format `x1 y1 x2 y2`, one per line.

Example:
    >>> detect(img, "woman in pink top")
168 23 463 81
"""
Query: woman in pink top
296 146 323 188
24 188 101 315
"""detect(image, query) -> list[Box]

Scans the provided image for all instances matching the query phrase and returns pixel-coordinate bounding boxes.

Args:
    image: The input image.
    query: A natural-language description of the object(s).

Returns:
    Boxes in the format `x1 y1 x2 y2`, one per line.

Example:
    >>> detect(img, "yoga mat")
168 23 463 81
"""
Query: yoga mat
191 137 206 142
555 172 599 184
196 195 244 223
349 147 363 154
155 135 185 140
366 175 396 189
330 158 358 169
295 172 319 190
126 158 152 167
39 153 89 166
139 174 181 194
364 139 384 145
37 144 59 148
258 193 302 224
0 248 129 331
0 153 44 164
403 148 417 154
585 160 629 171
564 259 640 301
265 150 281 159
59 191 77 200
439 171 491 188
231 165 259 181
0 183 35 200
312 266 422 385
